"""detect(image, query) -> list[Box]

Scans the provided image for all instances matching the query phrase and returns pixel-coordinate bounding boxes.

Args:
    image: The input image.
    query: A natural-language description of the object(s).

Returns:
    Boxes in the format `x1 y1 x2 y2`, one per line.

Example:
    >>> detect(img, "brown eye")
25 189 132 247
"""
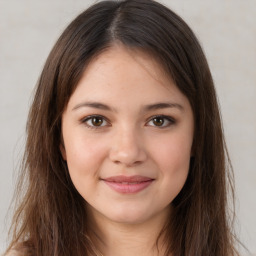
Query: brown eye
147 115 175 128
91 116 103 126
152 117 164 126
83 115 108 128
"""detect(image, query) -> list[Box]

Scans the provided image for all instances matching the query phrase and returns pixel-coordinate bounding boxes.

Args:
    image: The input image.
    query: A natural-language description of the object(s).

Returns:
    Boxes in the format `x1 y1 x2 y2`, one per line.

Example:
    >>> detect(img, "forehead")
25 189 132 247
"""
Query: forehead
66 45 190 110
85 45 169 83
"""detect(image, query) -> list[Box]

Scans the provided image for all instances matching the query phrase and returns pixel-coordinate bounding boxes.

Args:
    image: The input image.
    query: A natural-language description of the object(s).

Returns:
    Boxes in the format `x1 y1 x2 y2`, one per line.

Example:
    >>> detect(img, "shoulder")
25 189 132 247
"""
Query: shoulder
4 246 33 256
4 249 22 256
4 241 34 256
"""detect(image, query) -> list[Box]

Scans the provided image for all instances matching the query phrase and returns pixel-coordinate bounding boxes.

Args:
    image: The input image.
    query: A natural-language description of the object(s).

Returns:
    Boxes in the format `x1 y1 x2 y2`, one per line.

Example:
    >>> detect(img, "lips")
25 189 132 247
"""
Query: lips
101 175 154 194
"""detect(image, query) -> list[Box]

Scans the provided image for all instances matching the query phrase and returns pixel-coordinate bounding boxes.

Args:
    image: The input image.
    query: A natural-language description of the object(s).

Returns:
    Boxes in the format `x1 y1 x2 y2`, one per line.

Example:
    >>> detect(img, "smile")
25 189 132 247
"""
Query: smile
102 175 155 194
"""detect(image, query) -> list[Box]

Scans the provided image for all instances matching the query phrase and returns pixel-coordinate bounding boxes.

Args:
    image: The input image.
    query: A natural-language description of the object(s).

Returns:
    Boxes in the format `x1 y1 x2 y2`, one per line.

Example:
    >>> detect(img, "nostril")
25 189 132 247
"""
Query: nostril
112 158 144 167
109 134 147 166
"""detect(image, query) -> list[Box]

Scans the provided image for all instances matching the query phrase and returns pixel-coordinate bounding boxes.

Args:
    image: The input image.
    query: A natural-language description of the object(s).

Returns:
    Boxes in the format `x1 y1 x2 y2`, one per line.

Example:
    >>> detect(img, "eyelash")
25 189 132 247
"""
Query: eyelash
81 115 175 129
81 115 110 129
146 115 175 128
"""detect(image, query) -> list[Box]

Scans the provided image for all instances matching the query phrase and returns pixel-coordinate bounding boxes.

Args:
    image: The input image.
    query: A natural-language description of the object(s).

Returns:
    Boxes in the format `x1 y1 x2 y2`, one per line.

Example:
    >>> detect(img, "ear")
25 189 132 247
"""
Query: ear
60 143 67 161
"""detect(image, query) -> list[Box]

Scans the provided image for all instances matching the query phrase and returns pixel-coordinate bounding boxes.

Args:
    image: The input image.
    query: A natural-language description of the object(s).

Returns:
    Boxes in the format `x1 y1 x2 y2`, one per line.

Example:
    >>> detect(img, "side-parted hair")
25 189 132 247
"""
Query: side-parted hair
6 1 239 255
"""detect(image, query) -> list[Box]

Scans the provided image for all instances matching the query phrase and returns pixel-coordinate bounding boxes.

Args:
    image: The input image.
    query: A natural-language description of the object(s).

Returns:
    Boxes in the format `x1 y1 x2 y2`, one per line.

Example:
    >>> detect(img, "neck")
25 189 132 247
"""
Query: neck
87 207 171 256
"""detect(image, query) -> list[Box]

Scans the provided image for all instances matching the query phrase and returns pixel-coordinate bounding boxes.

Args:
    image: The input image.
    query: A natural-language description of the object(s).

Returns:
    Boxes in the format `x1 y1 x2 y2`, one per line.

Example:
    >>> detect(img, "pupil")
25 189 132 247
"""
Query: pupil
92 117 103 126
153 117 163 126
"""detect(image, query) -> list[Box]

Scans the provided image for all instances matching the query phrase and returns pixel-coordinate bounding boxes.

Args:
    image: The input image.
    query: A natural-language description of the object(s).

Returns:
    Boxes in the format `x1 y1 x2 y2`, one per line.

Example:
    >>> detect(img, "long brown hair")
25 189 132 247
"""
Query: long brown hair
6 0 239 255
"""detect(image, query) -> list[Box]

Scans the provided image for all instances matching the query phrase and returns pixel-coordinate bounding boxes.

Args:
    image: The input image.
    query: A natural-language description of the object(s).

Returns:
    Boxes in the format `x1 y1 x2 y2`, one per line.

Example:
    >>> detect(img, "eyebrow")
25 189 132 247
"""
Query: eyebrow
72 101 184 112
143 102 184 111
72 102 114 111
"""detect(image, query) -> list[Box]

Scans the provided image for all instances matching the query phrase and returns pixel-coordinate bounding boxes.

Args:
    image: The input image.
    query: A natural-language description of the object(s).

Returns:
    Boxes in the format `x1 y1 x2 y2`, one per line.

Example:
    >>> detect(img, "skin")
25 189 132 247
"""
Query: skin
61 45 194 256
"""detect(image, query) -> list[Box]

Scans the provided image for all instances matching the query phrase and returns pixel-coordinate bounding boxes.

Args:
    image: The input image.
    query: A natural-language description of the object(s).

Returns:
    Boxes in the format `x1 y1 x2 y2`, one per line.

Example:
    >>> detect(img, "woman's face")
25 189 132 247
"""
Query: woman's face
61 45 194 225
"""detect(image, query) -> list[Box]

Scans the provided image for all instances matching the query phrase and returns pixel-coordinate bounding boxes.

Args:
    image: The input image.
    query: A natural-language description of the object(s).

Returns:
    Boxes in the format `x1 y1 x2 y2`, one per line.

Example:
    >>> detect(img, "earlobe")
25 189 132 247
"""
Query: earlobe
60 144 67 161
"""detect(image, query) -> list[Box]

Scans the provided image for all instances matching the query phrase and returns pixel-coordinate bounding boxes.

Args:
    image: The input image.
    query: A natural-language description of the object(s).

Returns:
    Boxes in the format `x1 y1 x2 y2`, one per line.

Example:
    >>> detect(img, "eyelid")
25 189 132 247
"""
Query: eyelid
145 115 176 127
80 114 175 129
80 115 110 128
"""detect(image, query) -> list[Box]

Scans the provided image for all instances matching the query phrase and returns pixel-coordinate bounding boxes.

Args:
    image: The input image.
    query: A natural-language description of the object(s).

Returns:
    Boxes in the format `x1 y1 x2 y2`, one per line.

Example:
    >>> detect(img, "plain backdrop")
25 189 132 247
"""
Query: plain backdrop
0 0 255 255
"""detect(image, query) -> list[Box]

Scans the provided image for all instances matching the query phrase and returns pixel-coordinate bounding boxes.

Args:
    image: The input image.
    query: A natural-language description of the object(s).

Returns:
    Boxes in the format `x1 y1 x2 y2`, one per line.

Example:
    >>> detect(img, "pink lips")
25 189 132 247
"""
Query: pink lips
102 175 154 194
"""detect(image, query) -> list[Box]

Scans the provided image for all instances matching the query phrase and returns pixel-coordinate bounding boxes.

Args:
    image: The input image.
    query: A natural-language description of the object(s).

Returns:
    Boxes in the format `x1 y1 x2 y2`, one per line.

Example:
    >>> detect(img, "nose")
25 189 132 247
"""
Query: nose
109 128 147 167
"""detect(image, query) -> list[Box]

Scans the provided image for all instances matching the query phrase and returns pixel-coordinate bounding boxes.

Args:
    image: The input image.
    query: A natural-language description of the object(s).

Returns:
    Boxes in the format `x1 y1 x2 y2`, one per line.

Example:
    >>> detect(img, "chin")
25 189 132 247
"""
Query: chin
109 214 149 225
104 205 156 225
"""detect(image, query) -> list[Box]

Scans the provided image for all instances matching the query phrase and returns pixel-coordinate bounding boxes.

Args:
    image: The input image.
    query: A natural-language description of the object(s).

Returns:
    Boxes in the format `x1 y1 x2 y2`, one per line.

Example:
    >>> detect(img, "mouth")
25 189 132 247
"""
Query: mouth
101 175 155 194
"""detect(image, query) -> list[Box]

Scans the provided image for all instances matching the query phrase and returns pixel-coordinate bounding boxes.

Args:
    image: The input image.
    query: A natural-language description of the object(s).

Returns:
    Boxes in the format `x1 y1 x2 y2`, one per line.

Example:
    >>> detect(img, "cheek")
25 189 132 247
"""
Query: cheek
150 134 192 195
154 134 192 170
160 145 190 184
64 137 108 201
64 135 108 186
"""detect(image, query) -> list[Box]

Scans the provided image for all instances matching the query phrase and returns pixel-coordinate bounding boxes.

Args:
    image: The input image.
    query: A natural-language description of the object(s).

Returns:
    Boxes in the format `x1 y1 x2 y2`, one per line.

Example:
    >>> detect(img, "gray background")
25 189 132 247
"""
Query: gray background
0 0 255 255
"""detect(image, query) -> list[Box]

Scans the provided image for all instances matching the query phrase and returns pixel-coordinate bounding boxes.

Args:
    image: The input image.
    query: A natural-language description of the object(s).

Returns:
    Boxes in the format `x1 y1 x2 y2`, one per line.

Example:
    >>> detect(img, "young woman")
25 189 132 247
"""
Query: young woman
5 0 239 255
